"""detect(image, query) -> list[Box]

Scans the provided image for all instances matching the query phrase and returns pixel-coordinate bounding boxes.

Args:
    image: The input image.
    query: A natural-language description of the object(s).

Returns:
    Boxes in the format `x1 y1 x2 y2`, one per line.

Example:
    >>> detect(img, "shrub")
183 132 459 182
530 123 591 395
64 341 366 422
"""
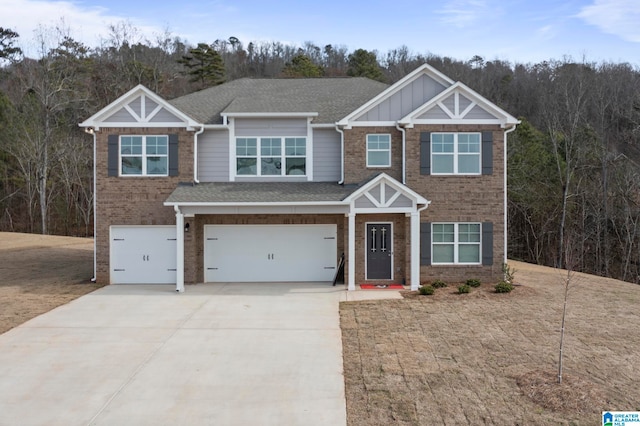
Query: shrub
457 284 471 294
431 279 448 288
465 278 481 288
418 285 435 296
502 263 516 284
495 280 514 293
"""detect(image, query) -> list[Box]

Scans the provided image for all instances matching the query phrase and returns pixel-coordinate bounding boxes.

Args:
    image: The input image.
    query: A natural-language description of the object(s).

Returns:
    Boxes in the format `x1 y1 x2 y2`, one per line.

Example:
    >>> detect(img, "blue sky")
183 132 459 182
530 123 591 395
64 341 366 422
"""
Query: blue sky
2 0 639 65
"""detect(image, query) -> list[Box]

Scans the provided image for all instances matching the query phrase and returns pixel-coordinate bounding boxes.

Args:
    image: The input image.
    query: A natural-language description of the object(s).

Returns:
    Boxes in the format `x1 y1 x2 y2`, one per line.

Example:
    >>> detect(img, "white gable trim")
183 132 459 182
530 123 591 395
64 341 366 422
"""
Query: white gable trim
337 64 454 127
399 82 520 128
79 84 199 130
343 173 429 209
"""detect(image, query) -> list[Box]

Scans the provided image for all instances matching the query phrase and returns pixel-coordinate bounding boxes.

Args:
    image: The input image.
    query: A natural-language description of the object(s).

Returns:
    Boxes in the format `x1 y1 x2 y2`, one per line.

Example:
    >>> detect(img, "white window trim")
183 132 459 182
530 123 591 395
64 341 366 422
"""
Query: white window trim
233 136 308 178
119 135 169 177
431 222 482 265
366 134 392 168
431 132 481 175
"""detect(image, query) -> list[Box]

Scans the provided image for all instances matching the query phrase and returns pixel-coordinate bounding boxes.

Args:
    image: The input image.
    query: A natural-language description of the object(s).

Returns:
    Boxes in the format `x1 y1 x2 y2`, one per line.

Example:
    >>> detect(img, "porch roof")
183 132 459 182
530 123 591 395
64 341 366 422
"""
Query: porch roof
165 181 359 205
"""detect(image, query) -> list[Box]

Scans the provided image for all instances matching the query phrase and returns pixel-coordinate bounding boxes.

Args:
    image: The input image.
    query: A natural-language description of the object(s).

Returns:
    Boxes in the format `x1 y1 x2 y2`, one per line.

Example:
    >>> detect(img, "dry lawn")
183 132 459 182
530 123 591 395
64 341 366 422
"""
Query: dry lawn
0 232 104 334
341 261 640 425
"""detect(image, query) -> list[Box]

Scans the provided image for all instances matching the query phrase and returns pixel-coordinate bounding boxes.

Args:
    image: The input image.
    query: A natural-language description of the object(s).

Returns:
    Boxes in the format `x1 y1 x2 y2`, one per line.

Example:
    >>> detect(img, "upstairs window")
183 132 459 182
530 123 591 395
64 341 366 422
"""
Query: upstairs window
236 137 306 176
120 135 168 176
431 133 481 175
366 134 391 167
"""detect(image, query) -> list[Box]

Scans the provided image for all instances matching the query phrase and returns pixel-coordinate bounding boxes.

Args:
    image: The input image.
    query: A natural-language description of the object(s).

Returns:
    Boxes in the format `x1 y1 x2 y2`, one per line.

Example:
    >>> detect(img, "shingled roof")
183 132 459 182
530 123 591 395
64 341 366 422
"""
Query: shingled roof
168 78 389 124
165 181 360 204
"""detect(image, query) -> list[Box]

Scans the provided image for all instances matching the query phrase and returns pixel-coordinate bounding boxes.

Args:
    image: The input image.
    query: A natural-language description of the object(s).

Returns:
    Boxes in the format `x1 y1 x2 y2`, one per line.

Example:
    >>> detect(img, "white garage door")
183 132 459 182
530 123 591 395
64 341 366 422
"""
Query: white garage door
110 226 177 284
204 225 337 282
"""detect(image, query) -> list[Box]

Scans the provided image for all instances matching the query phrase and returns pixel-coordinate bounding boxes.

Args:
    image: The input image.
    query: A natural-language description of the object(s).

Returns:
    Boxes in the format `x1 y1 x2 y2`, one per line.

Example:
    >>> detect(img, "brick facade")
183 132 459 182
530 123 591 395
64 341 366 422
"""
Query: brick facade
94 127 194 283
342 126 403 184
405 124 505 283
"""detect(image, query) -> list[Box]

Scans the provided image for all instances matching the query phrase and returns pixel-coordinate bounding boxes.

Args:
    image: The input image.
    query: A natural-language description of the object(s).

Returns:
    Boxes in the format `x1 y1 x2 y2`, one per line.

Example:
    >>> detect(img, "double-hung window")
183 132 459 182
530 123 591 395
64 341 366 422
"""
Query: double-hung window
366 134 391 167
431 133 481 174
236 137 306 176
120 135 168 176
432 223 481 264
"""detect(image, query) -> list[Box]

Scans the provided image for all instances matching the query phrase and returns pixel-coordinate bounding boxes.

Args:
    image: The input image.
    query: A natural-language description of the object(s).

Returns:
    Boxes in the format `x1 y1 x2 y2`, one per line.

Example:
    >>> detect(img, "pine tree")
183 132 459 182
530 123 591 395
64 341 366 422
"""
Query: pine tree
178 43 225 89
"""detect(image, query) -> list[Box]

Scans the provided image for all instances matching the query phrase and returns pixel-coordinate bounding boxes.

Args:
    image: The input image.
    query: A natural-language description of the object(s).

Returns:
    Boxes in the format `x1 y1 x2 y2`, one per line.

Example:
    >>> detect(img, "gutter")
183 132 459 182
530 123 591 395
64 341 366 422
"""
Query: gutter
335 124 345 184
395 123 406 184
193 126 205 183
503 124 517 265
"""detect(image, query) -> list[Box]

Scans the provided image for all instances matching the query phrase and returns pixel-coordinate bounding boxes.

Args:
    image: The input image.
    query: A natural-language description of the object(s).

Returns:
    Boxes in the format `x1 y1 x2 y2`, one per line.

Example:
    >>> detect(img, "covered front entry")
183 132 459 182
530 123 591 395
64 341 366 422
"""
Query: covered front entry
204 224 337 282
366 222 393 280
165 173 429 292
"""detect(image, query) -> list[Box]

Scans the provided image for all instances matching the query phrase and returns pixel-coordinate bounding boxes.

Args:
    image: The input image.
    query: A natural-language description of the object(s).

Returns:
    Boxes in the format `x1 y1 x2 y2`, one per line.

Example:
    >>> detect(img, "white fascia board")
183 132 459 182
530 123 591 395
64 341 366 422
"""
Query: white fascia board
343 121 398 128
164 200 347 207
90 122 190 129
337 63 455 126
79 84 200 129
407 119 509 127
221 112 319 118
311 123 337 129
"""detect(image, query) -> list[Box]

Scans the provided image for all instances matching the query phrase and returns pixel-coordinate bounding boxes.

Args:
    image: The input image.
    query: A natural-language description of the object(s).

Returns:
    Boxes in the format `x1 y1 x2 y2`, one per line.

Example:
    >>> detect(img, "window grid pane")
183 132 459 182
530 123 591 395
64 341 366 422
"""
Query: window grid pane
432 223 481 264
121 135 168 176
431 133 481 175
367 134 391 167
261 138 282 156
285 138 306 156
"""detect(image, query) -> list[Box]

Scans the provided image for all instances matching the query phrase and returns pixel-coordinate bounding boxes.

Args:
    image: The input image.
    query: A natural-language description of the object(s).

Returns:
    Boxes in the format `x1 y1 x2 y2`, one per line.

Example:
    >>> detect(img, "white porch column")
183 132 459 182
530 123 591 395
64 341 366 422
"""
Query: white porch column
410 211 421 291
174 206 185 293
347 212 356 291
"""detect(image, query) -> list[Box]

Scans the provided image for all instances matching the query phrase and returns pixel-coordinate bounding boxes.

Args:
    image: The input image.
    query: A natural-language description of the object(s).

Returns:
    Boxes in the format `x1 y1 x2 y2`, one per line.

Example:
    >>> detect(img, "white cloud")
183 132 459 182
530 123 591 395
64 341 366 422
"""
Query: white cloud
437 0 490 27
0 0 168 57
578 0 640 43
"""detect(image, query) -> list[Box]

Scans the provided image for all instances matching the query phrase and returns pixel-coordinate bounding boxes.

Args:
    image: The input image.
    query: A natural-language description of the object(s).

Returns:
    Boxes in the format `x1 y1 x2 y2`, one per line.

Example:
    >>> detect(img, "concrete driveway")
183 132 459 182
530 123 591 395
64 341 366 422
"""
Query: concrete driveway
0 283 400 426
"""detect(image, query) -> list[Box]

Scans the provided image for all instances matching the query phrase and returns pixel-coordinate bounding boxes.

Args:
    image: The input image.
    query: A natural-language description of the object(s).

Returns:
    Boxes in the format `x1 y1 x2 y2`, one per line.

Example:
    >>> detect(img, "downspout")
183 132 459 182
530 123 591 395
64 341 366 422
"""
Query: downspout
395 123 406 184
335 124 345 184
84 127 97 282
503 125 517 266
193 126 205 184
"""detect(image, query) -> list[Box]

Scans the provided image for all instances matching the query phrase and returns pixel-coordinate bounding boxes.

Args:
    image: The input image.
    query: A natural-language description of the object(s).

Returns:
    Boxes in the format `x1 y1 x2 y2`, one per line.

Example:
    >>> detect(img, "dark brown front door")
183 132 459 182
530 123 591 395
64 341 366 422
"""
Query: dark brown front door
366 223 392 280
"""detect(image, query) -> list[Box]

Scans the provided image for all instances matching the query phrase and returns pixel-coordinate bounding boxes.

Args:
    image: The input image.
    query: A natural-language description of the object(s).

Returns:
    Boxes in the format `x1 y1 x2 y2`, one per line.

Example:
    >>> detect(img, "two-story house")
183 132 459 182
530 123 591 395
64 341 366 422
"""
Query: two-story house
80 64 519 292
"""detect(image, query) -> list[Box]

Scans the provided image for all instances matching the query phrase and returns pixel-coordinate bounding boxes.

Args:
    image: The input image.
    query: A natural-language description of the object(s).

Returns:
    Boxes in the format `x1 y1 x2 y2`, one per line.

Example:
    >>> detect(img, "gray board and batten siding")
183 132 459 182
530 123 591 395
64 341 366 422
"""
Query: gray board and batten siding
198 130 230 182
356 74 447 122
196 120 342 183
312 129 341 182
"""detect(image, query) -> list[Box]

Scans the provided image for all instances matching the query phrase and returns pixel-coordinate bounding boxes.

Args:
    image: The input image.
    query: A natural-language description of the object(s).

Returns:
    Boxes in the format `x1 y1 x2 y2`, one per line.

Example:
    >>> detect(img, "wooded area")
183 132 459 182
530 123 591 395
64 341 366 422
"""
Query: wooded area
0 24 639 282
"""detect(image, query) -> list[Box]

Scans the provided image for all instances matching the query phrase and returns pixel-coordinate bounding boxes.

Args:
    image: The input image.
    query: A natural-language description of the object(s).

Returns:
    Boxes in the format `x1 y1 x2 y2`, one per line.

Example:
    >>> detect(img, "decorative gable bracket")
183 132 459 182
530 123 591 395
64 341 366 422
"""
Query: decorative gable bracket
79 84 199 131
343 173 430 214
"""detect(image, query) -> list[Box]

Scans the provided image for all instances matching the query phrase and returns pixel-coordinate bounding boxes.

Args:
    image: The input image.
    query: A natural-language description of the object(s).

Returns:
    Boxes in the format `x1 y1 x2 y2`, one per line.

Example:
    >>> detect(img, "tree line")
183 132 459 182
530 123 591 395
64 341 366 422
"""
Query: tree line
0 23 639 283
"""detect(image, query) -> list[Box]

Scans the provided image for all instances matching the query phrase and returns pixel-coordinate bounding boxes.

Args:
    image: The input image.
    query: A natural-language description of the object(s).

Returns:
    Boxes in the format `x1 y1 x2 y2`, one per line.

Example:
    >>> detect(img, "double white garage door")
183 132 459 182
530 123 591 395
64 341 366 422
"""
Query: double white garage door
110 224 337 284
204 225 337 282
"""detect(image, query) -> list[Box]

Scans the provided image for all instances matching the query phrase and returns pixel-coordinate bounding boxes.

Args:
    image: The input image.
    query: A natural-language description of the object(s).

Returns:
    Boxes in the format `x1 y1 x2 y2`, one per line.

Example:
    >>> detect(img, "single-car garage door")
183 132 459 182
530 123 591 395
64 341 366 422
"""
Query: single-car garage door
110 226 177 284
204 224 337 282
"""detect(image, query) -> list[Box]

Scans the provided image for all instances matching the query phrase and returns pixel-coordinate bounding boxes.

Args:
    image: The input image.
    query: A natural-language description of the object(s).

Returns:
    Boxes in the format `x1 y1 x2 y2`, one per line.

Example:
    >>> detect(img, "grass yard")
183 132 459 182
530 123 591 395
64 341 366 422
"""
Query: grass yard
341 261 640 425
0 232 103 334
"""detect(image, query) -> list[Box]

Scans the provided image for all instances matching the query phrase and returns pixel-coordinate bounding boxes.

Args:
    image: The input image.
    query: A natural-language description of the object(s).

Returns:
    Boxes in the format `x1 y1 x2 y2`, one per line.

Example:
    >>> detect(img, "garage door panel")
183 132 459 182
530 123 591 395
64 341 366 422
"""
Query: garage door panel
205 225 336 282
111 226 176 284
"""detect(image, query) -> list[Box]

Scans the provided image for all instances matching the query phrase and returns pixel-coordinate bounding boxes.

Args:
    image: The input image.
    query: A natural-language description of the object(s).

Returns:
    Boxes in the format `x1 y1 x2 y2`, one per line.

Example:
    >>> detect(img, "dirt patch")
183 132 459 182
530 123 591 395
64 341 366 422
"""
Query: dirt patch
340 260 640 425
0 232 104 335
